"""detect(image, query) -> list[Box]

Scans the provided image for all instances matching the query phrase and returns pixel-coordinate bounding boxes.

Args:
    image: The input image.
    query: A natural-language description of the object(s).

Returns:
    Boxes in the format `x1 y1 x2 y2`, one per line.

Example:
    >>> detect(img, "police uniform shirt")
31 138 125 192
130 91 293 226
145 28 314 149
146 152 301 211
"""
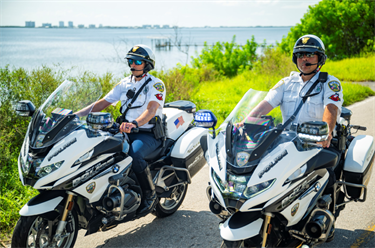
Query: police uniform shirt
265 71 343 125
104 74 166 129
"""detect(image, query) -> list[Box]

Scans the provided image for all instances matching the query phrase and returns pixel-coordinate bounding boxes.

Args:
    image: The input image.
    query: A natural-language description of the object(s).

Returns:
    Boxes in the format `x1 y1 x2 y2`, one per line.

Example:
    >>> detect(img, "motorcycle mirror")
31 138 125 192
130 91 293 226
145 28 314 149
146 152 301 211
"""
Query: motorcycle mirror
15 100 36 117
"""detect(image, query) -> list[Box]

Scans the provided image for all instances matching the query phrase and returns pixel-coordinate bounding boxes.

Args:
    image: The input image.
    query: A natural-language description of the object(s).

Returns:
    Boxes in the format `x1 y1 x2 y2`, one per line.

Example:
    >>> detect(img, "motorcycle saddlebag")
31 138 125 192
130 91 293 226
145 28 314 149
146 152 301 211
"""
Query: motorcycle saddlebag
170 127 208 181
343 135 375 199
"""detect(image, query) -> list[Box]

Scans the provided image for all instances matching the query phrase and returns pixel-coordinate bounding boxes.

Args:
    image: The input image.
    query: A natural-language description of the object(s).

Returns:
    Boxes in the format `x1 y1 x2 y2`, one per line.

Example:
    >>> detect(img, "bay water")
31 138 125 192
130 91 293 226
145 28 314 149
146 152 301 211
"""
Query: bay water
0 27 290 78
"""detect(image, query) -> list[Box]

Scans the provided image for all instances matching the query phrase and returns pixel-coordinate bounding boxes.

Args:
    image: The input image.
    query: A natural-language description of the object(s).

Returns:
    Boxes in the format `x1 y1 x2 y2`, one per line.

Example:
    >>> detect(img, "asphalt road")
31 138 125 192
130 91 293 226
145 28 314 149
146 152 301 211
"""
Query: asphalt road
75 97 375 248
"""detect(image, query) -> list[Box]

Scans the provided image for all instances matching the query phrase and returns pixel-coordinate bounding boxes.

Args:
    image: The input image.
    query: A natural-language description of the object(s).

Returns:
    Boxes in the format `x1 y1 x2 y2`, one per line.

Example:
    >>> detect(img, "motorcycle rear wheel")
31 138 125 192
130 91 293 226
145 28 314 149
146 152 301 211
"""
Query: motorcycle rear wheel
153 184 188 218
11 210 78 248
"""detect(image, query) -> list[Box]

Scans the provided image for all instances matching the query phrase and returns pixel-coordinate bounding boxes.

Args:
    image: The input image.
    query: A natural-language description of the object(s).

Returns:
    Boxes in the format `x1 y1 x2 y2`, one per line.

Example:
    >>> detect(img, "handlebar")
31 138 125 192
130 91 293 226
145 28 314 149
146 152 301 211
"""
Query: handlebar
351 125 367 131
107 123 139 134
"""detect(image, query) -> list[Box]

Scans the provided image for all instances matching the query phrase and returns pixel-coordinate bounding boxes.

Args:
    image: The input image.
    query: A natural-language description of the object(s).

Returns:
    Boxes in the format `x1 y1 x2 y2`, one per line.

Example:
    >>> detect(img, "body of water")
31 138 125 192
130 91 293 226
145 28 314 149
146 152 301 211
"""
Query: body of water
0 27 290 78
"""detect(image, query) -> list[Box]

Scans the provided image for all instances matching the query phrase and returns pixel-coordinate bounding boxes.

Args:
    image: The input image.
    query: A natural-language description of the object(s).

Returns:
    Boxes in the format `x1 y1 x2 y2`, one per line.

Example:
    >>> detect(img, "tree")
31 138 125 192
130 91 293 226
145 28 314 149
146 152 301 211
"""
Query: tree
278 0 375 60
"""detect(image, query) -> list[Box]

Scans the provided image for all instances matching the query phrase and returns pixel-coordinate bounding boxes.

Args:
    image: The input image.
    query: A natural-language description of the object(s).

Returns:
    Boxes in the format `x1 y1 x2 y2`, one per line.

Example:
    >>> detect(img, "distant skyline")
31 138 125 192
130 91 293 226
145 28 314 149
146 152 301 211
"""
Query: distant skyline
1 0 321 28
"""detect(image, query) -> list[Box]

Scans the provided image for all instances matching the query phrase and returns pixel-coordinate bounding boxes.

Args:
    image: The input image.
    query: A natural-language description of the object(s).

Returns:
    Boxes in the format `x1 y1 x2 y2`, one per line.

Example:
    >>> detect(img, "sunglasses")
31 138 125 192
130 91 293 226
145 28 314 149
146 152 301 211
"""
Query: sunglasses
295 52 316 59
128 59 144 65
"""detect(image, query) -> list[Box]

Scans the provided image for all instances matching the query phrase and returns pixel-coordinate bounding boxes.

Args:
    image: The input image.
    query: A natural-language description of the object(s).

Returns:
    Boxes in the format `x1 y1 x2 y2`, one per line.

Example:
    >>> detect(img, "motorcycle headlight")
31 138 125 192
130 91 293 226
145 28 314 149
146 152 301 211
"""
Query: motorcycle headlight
213 170 250 199
243 178 276 199
36 161 64 178
21 155 43 174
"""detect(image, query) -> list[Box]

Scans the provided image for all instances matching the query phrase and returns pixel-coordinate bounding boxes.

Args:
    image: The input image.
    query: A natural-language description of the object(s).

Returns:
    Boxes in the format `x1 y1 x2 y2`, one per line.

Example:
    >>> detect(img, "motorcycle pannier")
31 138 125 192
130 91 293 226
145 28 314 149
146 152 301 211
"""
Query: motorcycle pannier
343 135 375 199
170 127 208 181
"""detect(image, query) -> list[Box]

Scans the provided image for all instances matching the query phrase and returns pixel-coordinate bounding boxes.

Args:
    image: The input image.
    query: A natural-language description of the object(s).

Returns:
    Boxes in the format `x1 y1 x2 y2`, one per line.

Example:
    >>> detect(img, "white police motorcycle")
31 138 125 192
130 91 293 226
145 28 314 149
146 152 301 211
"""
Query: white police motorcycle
194 89 374 248
12 80 207 248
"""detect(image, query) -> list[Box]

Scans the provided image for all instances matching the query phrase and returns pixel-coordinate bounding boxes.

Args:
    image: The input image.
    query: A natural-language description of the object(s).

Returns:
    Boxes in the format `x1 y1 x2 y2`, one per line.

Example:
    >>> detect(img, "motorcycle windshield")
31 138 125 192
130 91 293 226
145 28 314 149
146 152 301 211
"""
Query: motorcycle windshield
28 80 102 149
218 89 286 173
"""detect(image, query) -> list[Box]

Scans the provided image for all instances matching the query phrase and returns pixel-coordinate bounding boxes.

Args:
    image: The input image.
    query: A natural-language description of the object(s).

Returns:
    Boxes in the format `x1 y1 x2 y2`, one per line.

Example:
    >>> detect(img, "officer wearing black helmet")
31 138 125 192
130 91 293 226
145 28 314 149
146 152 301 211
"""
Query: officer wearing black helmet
246 34 343 149
76 44 165 215
242 34 343 241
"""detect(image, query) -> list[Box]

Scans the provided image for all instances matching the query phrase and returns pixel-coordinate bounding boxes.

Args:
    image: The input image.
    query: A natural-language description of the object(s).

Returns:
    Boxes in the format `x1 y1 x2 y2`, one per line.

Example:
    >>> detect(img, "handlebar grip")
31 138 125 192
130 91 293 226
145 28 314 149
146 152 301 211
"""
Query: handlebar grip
352 125 367 131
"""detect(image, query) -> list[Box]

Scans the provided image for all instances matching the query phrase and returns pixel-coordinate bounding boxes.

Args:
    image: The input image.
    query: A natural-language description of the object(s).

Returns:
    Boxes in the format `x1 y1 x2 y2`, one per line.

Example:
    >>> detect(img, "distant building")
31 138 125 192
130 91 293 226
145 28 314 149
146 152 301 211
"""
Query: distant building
142 25 152 28
25 21 35 28
153 25 160 29
42 23 52 28
68 21 73 28
99 24 103 28
78 24 85 28
59 21 64 28
89 24 96 28
162 25 170 29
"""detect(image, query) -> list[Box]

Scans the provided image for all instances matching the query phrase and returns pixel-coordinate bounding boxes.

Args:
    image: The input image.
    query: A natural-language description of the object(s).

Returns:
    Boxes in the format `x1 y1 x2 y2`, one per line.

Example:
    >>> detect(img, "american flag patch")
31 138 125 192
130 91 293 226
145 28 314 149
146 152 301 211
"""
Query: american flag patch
174 116 185 129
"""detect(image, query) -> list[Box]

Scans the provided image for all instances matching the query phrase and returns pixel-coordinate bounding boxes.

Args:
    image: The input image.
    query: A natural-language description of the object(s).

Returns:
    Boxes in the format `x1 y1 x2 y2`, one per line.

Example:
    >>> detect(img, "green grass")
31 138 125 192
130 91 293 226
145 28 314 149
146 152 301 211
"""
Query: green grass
323 55 375 82
191 55 375 127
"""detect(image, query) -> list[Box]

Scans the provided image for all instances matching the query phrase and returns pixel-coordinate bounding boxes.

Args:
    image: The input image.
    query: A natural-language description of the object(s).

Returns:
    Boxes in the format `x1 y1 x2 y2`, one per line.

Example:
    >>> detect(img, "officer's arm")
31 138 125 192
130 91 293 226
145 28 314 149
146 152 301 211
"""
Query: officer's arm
319 104 338 148
248 100 274 118
134 101 160 127
237 100 274 127
75 99 112 117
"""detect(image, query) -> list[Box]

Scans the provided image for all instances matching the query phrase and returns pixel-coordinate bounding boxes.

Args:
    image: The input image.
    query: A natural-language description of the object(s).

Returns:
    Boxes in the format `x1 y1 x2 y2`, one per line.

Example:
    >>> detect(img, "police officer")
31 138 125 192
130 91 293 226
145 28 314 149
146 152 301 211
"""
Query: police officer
248 34 343 148
77 44 165 215
245 34 343 241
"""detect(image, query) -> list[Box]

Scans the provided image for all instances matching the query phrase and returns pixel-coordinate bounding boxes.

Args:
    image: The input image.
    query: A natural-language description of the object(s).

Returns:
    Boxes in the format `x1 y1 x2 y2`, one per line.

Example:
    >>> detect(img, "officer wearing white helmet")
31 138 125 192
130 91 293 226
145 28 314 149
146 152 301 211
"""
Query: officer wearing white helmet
76 44 165 215
242 34 343 241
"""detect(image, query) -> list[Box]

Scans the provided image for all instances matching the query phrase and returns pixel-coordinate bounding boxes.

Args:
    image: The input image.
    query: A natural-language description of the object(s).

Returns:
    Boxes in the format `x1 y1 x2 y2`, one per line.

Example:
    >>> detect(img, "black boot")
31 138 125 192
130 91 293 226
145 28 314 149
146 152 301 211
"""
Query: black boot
136 167 157 215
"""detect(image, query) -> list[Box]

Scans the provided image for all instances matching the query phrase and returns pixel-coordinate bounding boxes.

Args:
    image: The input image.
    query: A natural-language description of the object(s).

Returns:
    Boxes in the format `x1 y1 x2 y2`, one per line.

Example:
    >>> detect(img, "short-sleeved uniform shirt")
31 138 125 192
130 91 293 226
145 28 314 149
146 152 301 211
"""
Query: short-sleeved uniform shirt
104 74 166 129
265 71 343 125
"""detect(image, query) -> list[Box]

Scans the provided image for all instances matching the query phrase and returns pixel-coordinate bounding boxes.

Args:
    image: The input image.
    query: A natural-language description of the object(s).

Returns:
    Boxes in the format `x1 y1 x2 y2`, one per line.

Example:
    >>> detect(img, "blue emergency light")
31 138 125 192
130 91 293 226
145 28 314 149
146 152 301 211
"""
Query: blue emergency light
194 110 217 128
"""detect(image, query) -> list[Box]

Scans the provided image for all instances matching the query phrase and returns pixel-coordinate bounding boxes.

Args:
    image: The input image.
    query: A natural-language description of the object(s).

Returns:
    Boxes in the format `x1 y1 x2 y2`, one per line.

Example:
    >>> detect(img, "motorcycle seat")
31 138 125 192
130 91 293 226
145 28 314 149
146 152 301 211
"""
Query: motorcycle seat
144 138 174 162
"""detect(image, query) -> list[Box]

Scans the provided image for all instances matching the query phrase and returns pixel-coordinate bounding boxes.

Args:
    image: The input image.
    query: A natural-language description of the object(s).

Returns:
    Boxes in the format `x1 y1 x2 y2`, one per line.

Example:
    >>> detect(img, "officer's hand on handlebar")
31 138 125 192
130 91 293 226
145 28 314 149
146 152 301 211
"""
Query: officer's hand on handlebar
119 122 137 134
317 133 332 148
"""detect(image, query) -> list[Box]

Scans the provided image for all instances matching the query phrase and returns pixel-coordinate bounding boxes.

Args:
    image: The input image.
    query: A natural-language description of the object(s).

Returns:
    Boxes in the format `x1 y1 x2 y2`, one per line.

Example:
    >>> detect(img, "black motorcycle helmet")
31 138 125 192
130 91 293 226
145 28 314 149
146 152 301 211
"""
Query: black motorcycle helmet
292 34 327 67
125 44 155 73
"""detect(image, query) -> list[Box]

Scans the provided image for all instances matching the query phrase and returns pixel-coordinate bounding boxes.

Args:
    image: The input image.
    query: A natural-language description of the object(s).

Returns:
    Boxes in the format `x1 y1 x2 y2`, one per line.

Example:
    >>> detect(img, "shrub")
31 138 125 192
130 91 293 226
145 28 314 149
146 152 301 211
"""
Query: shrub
191 35 260 77
278 0 375 60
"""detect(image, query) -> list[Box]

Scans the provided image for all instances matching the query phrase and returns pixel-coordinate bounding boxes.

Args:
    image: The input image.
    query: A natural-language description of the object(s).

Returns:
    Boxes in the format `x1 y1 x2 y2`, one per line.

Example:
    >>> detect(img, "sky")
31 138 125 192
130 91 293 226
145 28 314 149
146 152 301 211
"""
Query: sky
1 0 321 27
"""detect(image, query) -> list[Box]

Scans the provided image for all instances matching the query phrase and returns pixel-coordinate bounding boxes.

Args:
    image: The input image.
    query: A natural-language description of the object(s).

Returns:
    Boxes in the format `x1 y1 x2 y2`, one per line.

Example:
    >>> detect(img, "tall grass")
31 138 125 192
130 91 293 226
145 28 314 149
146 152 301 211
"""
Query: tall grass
191 50 375 127
323 55 375 81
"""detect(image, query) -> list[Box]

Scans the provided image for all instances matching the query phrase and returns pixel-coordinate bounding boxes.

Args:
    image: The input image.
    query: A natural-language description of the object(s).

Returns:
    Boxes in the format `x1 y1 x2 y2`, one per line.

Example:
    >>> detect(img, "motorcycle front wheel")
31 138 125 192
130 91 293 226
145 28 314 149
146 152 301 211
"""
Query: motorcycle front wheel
220 240 245 248
11 209 78 248
153 184 188 218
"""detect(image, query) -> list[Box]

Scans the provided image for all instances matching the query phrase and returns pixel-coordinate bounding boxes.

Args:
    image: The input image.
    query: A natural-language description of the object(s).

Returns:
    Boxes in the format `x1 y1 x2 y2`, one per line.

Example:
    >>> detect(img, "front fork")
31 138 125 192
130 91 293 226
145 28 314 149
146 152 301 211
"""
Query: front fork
54 192 75 242
261 212 274 248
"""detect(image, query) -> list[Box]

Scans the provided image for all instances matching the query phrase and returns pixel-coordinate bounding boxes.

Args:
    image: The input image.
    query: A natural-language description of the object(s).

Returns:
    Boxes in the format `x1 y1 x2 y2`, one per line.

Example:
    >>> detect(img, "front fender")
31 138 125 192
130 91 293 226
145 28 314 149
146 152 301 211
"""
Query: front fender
19 191 65 216
220 211 263 241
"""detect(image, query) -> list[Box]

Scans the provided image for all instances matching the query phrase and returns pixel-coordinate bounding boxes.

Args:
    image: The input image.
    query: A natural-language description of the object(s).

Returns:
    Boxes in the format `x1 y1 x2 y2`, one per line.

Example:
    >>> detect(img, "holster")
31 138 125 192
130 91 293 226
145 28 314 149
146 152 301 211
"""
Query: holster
149 116 165 140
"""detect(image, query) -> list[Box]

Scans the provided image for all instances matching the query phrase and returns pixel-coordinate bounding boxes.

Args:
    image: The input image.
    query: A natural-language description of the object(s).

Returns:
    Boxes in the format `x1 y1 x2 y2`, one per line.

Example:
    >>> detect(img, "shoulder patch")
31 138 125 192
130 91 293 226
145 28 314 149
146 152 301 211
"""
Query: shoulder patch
328 80 341 92
155 93 163 101
272 79 285 90
328 93 340 102
153 82 165 92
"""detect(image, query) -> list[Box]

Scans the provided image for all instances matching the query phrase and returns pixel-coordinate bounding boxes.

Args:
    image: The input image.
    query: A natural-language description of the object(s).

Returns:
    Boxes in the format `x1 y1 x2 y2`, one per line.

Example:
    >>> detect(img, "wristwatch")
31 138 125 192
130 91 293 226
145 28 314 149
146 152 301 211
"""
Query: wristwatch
131 120 139 128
